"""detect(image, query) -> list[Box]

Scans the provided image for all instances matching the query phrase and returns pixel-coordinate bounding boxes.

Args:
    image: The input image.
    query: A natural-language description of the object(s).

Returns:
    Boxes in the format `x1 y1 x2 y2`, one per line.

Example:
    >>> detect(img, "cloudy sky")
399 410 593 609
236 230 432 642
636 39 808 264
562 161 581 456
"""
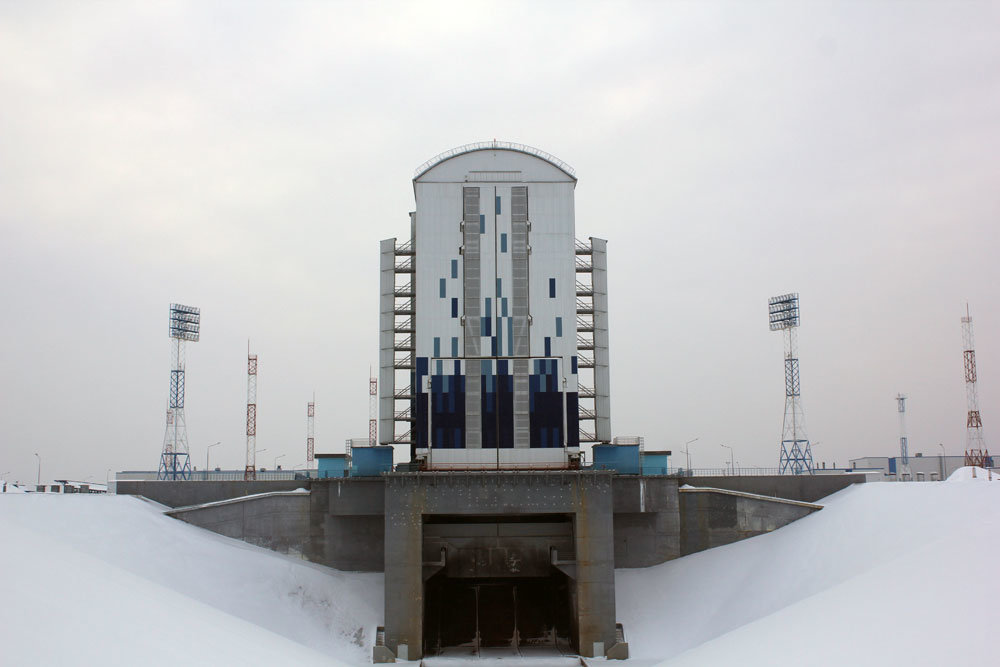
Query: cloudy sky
2 1 998 484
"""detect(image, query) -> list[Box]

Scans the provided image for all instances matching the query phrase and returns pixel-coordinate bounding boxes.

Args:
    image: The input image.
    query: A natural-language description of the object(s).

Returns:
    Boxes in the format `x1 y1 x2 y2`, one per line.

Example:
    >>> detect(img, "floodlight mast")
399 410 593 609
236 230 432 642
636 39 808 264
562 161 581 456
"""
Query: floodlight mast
768 293 813 474
158 304 200 480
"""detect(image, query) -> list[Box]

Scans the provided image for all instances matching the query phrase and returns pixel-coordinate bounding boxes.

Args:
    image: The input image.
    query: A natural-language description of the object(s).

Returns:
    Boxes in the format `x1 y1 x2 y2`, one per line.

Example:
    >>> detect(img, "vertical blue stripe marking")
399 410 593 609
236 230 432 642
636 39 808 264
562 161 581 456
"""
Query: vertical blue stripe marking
451 337 458 357
434 337 440 358
544 337 551 357
439 278 446 298
485 298 492 317
555 317 563 337
451 259 457 279
479 214 485 233
500 233 507 253
495 196 501 214
549 278 556 298
451 298 458 318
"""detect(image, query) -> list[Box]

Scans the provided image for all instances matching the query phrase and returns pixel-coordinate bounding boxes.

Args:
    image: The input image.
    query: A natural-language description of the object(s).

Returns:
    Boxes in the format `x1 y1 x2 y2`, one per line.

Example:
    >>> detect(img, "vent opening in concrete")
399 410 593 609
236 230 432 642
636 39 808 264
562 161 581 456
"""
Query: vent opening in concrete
423 575 573 655
421 514 575 656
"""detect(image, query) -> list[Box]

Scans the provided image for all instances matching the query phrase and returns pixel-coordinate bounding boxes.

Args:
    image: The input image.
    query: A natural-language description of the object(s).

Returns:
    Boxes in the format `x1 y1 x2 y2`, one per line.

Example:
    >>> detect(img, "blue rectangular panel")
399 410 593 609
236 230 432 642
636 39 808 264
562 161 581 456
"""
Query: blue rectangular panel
555 317 563 337
495 196 501 214
544 337 551 357
571 356 577 374
439 278 446 298
451 259 458 279
502 298 508 317
451 337 458 357
500 233 507 253
485 297 492 317
549 278 556 298
451 298 458 318
496 278 501 297
434 337 441 358
480 214 485 233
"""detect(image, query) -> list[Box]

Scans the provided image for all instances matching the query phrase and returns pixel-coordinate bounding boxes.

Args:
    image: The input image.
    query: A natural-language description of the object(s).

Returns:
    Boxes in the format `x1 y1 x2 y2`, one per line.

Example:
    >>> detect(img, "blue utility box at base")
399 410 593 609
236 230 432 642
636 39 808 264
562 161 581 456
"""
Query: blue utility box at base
592 444 640 475
316 453 347 479
350 446 394 477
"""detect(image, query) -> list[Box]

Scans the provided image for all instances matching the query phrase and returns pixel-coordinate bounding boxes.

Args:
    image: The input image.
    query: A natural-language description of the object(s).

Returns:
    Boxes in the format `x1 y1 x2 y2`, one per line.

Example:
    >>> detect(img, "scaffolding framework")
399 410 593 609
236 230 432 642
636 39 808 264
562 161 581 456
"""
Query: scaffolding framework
962 306 990 467
769 294 813 475
158 304 199 480
244 351 258 481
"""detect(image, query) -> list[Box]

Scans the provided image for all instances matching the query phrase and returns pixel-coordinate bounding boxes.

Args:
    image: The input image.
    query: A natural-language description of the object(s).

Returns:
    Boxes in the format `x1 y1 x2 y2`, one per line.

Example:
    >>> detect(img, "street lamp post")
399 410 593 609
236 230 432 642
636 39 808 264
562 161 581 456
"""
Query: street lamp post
34 453 40 486
255 448 267 471
274 454 286 470
721 444 734 475
938 443 946 480
683 437 699 473
206 441 221 472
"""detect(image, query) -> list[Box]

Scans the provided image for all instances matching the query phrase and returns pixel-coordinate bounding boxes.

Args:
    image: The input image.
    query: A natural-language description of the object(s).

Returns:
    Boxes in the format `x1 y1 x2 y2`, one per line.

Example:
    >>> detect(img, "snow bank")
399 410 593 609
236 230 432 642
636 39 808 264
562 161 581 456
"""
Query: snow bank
946 466 998 482
0 494 381 666
617 481 1000 666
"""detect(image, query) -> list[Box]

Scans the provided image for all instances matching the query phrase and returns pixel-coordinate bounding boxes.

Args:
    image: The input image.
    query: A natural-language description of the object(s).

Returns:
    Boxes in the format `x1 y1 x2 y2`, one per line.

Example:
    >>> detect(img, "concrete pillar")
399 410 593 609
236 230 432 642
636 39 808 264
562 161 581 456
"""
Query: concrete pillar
383 476 424 658
572 475 617 657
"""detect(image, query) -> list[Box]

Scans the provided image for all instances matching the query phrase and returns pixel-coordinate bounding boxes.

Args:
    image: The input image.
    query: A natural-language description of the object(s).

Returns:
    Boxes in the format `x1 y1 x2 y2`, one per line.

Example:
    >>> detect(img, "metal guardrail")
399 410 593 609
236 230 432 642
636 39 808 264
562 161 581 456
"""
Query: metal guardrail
413 140 577 179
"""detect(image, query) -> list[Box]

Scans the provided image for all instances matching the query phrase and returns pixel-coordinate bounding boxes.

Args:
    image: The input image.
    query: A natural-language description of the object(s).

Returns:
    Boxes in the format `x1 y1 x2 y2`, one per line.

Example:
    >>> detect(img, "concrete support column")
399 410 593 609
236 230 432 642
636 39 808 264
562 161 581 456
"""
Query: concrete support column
383 476 424 658
572 475 617 657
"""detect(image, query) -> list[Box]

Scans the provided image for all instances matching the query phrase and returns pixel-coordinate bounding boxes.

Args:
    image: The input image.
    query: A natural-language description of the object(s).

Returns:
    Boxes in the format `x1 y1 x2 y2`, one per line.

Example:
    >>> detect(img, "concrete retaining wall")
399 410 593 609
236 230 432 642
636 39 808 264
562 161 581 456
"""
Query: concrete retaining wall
166 491 311 557
679 487 822 556
679 474 864 503
116 480 309 508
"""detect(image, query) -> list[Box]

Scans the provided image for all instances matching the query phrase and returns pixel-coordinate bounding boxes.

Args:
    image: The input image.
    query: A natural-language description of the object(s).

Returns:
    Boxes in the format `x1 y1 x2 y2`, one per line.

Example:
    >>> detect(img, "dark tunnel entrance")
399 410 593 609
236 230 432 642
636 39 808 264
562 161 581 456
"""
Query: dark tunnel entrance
421 513 576 656
424 573 573 655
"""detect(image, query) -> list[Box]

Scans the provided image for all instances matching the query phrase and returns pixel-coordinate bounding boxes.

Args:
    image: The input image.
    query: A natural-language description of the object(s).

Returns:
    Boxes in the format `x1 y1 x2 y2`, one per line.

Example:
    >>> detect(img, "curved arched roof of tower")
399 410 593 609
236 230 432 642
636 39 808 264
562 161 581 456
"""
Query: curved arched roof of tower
413 141 577 184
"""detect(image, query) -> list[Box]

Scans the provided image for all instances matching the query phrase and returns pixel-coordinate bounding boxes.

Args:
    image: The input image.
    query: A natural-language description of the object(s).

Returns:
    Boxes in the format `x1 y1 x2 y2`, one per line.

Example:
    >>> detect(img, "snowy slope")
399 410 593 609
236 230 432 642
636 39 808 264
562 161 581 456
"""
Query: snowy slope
0 494 381 666
617 475 1000 666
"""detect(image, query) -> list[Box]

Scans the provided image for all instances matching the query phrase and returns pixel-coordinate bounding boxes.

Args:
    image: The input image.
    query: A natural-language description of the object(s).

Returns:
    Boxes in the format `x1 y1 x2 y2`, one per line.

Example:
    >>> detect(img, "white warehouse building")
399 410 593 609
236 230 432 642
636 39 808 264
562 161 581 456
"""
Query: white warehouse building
379 141 611 470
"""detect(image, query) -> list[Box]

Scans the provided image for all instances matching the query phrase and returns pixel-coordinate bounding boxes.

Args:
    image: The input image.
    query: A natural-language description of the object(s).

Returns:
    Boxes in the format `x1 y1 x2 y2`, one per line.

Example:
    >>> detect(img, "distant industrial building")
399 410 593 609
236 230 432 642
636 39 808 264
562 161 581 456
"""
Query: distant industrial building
850 454 992 481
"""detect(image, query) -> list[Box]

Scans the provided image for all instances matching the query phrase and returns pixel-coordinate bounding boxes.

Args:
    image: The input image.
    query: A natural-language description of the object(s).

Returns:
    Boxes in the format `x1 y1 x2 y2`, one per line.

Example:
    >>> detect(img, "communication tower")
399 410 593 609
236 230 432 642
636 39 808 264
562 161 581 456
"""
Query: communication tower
896 394 912 481
306 397 315 464
369 371 377 447
961 305 990 467
158 303 200 480
769 293 814 474
245 349 258 481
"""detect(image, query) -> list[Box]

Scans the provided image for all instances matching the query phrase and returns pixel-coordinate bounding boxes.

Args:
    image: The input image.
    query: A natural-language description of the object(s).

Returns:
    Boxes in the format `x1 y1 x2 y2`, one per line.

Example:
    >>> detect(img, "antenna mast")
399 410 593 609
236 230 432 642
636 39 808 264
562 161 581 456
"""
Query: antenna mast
769 293 813 474
896 394 911 481
307 396 315 465
159 304 200 480
245 348 258 481
962 305 990 467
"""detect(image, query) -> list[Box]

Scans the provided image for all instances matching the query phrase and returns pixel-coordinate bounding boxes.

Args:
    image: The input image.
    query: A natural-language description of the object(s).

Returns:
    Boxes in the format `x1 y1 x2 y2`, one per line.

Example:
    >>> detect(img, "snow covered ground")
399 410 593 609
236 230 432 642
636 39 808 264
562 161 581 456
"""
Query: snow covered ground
619 468 1000 666
2 471 997 666
0 494 381 666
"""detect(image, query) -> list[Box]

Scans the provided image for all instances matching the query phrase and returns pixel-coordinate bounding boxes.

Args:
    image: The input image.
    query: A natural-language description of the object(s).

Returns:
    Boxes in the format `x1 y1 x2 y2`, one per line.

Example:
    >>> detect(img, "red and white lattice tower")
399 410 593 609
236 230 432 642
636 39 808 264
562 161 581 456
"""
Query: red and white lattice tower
962 305 990 467
369 372 377 447
245 350 258 481
306 397 315 464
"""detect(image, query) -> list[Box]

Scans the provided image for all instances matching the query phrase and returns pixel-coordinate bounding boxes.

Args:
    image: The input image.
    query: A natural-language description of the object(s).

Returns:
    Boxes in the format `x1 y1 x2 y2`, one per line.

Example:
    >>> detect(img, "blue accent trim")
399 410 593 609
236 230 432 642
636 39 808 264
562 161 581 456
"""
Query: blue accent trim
502 298 508 317
500 233 507 253
571 356 578 374
481 316 492 336
544 337 551 357
451 298 458 318
434 337 441 357
439 278 446 298
507 317 513 356
555 317 563 337
436 359 443 375
491 336 498 356
549 278 556 298
495 196 501 214
451 337 458 357
496 278 501 298
480 214 485 233
485 298 492 317
451 259 458 279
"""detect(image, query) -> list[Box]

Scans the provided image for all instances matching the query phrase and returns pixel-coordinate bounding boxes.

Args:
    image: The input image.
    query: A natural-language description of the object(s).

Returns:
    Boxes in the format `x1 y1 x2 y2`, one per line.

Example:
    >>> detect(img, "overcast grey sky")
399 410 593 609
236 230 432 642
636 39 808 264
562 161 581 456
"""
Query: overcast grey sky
2 1 998 484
